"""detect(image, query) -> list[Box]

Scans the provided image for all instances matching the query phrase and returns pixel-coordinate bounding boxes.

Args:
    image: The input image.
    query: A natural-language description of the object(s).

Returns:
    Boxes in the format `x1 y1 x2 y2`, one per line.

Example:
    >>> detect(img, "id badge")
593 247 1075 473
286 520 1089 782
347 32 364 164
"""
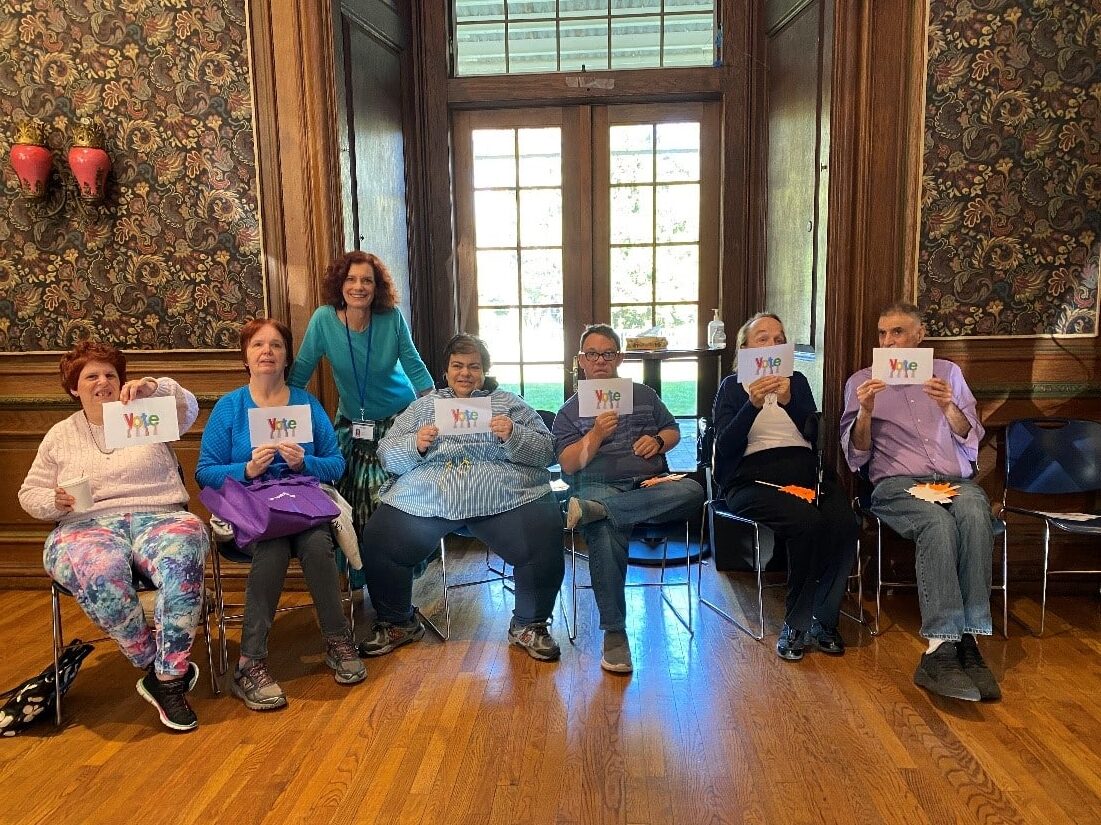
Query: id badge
351 420 375 441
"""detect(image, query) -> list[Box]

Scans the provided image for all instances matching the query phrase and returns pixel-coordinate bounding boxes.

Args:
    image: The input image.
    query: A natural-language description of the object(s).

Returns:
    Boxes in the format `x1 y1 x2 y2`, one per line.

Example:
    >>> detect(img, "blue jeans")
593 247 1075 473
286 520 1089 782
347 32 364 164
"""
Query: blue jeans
574 478 705 632
870 475 994 640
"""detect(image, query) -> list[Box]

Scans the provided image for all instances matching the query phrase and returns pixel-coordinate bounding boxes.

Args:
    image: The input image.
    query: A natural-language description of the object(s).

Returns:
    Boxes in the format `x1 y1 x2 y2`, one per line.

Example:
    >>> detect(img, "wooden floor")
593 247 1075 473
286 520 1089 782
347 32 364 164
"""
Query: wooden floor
2 553 1101 825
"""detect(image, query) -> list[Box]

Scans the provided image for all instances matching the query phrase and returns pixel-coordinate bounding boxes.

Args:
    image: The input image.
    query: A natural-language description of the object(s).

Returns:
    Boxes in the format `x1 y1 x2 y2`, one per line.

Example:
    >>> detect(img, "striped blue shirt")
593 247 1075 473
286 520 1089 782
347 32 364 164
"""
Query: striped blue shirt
377 387 553 520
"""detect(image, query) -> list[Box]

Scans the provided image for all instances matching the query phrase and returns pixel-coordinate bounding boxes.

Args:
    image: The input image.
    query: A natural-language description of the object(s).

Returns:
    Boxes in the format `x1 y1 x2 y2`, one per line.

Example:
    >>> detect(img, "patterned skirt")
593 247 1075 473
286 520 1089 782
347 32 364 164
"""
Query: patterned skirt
334 414 396 588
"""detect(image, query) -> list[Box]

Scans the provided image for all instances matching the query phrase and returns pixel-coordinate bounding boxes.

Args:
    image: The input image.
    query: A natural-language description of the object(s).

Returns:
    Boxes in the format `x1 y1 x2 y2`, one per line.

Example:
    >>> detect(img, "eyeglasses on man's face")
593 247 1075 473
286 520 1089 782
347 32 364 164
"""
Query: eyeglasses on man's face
580 350 620 362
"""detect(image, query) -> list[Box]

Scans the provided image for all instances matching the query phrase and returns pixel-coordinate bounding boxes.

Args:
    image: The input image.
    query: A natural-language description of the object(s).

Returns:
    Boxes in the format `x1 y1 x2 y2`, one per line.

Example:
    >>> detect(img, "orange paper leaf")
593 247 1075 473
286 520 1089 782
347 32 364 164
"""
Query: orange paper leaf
779 484 816 503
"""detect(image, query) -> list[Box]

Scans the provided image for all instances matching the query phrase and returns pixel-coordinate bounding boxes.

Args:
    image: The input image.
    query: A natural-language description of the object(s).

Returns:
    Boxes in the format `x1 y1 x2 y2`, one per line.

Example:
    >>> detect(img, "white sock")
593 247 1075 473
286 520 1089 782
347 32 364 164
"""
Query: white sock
926 639 946 654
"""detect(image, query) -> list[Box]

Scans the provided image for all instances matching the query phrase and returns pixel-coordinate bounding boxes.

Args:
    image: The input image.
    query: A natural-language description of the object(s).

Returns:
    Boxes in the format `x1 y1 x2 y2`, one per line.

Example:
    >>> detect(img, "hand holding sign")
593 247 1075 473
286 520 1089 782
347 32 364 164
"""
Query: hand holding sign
871 348 933 385
737 343 795 388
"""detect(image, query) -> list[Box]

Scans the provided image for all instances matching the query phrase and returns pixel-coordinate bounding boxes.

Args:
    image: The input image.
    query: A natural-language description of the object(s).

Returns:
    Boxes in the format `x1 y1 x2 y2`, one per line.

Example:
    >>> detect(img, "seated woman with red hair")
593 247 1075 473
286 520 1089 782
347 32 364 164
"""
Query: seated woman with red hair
18 341 209 732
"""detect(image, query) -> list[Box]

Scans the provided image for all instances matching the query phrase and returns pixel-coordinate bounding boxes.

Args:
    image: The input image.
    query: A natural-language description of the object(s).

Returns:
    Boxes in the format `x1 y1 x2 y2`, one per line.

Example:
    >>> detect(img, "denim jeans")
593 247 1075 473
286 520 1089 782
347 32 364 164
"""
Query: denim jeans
870 475 994 640
573 477 705 632
240 524 349 660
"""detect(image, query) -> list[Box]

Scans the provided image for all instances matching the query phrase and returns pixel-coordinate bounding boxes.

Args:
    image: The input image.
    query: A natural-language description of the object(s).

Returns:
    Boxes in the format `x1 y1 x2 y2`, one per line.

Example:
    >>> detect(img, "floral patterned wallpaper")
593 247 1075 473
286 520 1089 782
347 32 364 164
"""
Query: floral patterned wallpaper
0 0 263 352
920 0 1101 337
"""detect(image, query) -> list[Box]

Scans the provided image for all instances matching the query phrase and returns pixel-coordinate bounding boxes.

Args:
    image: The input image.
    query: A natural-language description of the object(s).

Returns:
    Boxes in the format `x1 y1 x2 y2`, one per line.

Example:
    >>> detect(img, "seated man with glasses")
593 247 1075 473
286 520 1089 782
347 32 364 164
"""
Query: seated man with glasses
552 324 704 673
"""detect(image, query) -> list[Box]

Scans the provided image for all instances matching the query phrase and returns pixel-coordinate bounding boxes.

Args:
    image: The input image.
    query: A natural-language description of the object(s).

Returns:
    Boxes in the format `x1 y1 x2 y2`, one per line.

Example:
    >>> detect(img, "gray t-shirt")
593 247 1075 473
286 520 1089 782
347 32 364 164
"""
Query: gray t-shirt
552 382 675 484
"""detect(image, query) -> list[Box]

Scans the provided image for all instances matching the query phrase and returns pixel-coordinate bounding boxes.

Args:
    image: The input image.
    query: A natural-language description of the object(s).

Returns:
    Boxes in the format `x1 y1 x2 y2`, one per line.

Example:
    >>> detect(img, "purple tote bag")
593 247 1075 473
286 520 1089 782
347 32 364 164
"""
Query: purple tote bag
200 475 339 547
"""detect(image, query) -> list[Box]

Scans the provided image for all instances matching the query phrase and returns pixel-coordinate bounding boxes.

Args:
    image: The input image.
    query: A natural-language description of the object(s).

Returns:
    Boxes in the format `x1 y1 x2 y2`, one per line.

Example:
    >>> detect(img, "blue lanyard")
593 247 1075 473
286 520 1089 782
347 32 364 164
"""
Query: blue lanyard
344 315 374 420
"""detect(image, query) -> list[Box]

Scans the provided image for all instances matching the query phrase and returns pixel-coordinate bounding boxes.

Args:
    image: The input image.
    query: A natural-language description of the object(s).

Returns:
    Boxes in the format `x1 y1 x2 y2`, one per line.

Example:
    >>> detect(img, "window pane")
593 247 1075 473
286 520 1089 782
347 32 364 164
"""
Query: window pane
665 0 712 10
612 304 655 337
519 189 562 246
522 363 565 411
473 129 516 189
610 124 653 184
521 249 563 304
493 362 522 394
660 359 697 417
655 303 697 348
560 18 609 71
656 122 699 182
610 15 660 69
456 1 505 22
612 0 660 13
522 306 564 361
561 0 608 16
655 245 698 301
507 0 556 19
663 12 714 66
475 190 517 246
476 250 519 305
518 128 560 187
617 359 643 383
655 183 699 242
455 23 507 76
610 185 653 244
610 246 653 303
508 20 558 73
479 307 521 357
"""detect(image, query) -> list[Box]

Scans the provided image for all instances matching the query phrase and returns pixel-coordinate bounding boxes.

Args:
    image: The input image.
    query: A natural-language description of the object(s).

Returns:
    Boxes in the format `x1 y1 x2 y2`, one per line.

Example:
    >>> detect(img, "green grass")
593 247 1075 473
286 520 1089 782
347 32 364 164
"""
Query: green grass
504 381 699 417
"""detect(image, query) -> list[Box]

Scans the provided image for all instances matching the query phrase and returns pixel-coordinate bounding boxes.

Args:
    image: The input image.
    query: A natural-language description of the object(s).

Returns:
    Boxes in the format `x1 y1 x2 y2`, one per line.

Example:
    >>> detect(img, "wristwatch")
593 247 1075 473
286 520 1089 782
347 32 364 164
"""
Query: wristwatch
652 434 665 453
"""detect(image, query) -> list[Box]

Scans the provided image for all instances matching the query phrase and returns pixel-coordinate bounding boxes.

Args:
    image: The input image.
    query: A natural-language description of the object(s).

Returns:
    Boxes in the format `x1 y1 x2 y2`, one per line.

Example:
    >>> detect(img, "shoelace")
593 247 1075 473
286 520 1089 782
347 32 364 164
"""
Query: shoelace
242 661 276 688
328 637 357 661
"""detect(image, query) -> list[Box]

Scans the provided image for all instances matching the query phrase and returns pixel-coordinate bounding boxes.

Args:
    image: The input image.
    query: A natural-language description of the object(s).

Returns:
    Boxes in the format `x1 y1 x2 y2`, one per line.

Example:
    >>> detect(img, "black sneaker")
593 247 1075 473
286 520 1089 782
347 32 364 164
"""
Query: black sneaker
957 634 1001 701
357 619 425 657
137 668 198 732
913 642 981 701
776 623 805 661
809 620 845 655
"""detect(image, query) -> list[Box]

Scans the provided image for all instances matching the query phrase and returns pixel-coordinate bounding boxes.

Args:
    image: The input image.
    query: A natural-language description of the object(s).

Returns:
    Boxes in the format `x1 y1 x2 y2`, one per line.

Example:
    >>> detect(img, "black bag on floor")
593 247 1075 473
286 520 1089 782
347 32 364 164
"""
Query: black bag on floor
0 639 94 736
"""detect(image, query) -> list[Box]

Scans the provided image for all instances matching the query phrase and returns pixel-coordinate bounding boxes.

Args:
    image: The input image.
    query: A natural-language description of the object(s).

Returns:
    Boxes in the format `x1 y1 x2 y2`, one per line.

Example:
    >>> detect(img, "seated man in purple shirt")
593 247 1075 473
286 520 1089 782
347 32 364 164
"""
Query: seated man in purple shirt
840 301 1000 703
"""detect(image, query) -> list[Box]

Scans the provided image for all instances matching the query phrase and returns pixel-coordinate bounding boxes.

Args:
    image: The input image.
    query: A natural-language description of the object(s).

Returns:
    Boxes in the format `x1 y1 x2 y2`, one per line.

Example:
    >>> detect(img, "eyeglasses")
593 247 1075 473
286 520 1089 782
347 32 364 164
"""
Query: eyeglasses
581 350 620 362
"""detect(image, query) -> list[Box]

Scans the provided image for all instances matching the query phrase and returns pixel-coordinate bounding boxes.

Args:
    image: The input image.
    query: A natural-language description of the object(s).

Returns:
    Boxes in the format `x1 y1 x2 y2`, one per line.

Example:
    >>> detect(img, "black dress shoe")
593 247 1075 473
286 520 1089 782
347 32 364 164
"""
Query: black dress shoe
776 623 805 661
809 621 845 655
913 642 981 701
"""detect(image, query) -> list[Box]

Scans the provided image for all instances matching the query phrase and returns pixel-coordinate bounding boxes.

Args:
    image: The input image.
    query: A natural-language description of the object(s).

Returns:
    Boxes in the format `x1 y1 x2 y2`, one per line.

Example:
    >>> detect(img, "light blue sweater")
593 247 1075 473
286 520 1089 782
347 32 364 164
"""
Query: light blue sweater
288 305 433 423
196 385 345 489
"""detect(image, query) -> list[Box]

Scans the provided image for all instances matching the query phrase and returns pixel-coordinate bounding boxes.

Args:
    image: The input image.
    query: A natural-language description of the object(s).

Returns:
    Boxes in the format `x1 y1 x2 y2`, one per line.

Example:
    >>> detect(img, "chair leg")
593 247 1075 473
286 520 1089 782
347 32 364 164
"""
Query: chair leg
569 531 580 643
419 537 450 641
200 587 219 695
1039 521 1050 636
210 542 229 677
696 506 767 641
656 521 693 635
51 584 64 726
873 520 883 636
1001 527 1009 639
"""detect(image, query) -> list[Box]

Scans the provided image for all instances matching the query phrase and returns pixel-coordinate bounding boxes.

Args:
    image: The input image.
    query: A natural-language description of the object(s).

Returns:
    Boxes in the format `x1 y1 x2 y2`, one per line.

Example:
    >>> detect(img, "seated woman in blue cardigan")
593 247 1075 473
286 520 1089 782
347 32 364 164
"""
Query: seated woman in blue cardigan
711 313 858 661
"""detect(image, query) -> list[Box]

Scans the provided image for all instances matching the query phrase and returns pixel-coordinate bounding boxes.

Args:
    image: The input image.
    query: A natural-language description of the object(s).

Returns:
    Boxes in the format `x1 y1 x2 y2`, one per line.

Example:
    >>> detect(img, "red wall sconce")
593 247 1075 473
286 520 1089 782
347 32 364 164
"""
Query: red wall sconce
68 120 111 203
9 119 53 200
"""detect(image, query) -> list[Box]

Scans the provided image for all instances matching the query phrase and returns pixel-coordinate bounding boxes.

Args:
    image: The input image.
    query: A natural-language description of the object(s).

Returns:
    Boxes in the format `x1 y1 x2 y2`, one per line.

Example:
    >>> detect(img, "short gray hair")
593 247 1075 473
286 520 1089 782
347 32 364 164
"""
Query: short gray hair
734 312 782 352
579 324 621 352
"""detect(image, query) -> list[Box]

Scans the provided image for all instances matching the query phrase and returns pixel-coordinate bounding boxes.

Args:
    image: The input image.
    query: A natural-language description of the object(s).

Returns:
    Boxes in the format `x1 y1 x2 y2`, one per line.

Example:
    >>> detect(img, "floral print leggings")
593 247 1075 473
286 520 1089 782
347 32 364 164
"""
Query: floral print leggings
44 511 209 678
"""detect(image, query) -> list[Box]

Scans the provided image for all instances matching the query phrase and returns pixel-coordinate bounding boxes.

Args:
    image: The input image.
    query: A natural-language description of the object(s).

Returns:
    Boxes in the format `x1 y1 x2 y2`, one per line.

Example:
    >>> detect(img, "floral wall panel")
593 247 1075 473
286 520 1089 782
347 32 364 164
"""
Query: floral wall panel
0 0 264 352
920 0 1101 337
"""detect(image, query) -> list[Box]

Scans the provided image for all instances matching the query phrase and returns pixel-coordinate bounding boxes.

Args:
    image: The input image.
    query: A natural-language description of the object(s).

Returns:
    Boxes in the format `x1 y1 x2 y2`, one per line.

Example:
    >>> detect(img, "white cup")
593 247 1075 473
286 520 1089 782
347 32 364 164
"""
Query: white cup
59 476 93 512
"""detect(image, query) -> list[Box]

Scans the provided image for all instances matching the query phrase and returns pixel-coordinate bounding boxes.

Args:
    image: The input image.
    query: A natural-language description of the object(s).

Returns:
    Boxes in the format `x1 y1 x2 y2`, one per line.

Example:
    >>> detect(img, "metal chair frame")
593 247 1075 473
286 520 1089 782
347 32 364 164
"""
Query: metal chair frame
51 569 219 725
418 533 513 642
209 525 356 676
565 517 693 643
1001 417 1101 635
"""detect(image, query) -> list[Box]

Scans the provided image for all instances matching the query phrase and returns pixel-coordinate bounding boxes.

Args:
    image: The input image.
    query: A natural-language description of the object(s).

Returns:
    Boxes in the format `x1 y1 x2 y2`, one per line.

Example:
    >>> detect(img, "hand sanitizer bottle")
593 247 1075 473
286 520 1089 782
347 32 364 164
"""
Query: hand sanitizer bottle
707 308 726 349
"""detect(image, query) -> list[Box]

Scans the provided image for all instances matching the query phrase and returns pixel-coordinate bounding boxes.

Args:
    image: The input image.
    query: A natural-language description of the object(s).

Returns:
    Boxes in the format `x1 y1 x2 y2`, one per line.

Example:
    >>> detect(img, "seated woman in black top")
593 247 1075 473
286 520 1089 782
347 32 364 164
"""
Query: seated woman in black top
712 313 858 661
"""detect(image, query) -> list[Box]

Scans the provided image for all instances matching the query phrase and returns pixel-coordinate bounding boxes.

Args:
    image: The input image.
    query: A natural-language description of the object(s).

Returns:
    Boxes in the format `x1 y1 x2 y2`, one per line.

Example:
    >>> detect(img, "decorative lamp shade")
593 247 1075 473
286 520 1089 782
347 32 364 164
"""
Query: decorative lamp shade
9 120 52 200
68 120 111 202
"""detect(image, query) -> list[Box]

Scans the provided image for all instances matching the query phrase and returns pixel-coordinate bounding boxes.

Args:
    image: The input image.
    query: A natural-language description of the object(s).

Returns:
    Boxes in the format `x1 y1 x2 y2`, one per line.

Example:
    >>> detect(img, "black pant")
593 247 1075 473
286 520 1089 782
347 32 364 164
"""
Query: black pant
361 493 565 626
722 447 858 631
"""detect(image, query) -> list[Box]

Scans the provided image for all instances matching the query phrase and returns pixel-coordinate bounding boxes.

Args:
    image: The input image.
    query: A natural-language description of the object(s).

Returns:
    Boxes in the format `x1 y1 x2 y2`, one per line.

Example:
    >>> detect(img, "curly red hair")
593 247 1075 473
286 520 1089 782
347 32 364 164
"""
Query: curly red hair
59 341 127 397
321 251 399 313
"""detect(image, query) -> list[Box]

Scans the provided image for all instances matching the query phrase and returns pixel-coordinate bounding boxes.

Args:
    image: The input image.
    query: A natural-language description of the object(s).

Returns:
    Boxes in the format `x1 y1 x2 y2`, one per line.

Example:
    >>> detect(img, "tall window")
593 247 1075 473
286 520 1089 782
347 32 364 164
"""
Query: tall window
453 104 718 414
452 1 716 76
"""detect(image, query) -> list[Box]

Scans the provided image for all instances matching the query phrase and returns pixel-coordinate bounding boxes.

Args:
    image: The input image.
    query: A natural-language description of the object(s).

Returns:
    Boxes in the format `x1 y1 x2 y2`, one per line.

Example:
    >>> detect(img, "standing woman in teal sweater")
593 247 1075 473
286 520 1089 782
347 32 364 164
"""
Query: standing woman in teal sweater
289 252 433 586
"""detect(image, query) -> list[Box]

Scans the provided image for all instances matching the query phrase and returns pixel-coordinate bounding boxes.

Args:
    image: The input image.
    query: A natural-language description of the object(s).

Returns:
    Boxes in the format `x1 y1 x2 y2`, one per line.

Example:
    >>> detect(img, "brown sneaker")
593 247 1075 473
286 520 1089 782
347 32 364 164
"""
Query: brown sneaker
356 618 425 657
231 659 287 711
325 634 367 684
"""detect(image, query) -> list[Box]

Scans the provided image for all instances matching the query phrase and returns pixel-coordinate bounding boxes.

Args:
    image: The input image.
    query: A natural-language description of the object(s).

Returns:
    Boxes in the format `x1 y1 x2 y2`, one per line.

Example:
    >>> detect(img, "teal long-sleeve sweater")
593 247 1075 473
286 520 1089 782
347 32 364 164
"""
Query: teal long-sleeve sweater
196 385 345 489
287 305 433 423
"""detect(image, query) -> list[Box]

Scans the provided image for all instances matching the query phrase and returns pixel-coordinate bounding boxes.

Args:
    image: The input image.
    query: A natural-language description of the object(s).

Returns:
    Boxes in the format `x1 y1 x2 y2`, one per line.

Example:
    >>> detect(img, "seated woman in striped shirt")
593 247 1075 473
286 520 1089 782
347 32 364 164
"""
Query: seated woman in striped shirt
357 333 565 662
